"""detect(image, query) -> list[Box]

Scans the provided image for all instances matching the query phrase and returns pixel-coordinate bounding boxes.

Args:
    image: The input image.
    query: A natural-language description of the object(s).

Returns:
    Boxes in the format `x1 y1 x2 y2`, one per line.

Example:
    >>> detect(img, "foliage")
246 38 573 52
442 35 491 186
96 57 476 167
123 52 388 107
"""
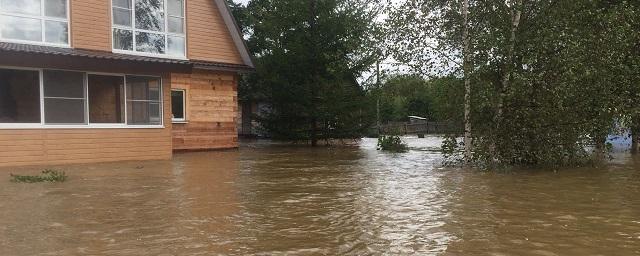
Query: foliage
386 0 640 168
369 74 464 123
441 135 463 166
231 0 381 145
10 170 68 183
377 135 408 152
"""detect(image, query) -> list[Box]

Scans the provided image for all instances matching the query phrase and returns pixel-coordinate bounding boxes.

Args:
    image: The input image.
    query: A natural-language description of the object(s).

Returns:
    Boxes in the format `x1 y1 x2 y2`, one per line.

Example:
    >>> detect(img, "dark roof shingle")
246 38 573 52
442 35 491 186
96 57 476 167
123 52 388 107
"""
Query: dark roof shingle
0 42 253 72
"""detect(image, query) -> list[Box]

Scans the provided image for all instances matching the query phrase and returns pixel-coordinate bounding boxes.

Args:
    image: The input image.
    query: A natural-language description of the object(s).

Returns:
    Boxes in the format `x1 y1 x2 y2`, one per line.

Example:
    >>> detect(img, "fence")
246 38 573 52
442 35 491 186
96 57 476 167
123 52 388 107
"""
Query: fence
378 122 460 135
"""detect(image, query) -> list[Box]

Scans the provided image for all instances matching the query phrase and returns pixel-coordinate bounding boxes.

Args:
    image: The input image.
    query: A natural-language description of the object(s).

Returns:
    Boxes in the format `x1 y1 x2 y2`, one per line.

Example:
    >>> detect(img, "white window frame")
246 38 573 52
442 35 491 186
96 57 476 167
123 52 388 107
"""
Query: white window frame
111 0 187 60
171 89 186 123
0 0 71 48
0 66 164 129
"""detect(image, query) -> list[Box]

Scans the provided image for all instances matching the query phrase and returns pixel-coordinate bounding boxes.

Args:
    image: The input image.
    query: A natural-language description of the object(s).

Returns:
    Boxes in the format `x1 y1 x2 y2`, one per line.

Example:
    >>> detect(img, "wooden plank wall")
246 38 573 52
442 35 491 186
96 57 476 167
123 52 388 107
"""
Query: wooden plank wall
70 0 111 51
171 70 238 150
186 0 244 64
0 76 173 168
69 0 245 65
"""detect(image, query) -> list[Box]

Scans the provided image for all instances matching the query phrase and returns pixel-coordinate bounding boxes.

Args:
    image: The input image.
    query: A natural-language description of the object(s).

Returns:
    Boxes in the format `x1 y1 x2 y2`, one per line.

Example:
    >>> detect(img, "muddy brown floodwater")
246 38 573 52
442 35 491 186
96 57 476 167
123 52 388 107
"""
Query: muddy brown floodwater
1 137 640 255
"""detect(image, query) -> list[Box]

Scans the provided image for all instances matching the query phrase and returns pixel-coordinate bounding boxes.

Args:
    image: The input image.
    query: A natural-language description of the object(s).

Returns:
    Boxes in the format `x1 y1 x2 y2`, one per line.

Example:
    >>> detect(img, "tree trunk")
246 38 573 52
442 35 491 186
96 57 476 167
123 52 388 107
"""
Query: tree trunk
492 0 523 157
462 0 473 163
309 0 319 147
632 119 640 154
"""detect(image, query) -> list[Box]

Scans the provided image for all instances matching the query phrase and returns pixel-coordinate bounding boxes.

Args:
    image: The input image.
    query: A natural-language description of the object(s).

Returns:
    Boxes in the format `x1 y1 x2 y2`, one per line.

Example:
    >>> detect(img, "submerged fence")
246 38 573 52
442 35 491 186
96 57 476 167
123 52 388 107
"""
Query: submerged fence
378 122 461 135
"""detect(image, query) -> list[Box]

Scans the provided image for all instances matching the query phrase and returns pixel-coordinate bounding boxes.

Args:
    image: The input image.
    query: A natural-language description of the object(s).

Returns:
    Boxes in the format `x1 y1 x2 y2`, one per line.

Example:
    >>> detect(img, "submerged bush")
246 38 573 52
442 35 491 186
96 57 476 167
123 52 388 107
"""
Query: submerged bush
377 135 408 152
10 170 67 183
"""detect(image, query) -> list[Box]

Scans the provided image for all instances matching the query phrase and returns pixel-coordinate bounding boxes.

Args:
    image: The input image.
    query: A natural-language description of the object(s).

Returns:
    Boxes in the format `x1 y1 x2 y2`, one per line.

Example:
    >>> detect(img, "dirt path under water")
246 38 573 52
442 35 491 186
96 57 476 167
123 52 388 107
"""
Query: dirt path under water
1 137 639 255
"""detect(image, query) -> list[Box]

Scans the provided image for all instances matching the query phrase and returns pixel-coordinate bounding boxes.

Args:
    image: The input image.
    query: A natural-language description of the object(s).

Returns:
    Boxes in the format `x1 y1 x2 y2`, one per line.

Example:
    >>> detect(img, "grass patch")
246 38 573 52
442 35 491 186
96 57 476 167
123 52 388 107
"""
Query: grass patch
10 169 68 183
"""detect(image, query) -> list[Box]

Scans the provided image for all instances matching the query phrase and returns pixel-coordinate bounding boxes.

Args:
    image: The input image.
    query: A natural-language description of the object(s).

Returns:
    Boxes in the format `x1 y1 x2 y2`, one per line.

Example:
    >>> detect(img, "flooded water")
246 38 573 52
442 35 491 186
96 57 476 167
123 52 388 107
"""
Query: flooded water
1 137 640 255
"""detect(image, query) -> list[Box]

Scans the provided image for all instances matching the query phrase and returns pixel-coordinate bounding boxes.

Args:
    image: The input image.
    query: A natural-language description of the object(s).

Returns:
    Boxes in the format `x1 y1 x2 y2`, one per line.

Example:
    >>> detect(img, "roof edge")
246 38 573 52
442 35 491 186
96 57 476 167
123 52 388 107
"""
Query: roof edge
213 0 255 69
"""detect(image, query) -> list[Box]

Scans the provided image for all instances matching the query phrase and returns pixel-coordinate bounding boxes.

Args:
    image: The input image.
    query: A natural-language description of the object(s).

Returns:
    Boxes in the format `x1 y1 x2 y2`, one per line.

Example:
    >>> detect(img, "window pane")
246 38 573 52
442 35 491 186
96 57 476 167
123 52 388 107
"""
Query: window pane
44 0 67 18
88 75 125 124
171 90 184 120
113 0 131 9
113 29 133 50
0 0 41 16
135 0 164 32
0 15 42 42
135 31 165 54
44 21 68 44
44 98 85 124
150 102 161 122
126 76 161 125
167 36 184 56
167 16 183 34
0 69 41 123
127 76 160 101
167 0 183 17
127 101 161 125
43 70 84 98
113 8 132 27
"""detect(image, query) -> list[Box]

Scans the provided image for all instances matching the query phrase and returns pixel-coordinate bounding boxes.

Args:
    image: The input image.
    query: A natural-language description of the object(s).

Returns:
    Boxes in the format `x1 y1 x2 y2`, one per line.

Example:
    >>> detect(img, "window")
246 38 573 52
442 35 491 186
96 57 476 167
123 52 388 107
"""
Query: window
0 68 40 123
0 0 69 46
0 67 163 128
171 89 185 122
126 76 162 125
112 0 185 58
43 70 86 124
88 75 125 124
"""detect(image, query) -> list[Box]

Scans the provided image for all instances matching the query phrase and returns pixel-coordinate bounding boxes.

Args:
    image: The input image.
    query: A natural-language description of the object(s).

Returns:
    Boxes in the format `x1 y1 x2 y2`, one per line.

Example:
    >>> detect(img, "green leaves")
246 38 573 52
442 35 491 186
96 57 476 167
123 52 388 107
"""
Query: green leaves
10 170 68 183
386 0 640 168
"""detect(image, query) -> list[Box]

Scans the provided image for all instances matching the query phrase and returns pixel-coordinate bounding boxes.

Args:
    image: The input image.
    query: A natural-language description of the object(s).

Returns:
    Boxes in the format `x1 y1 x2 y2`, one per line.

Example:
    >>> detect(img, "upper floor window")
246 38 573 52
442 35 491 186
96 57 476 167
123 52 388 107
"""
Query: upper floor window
0 0 69 46
112 0 186 58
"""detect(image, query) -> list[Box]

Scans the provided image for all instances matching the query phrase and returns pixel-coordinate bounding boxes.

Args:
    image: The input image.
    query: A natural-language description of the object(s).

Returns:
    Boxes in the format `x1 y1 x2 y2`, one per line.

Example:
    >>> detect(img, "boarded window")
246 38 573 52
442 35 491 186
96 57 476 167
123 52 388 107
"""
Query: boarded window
0 68 41 123
88 75 125 123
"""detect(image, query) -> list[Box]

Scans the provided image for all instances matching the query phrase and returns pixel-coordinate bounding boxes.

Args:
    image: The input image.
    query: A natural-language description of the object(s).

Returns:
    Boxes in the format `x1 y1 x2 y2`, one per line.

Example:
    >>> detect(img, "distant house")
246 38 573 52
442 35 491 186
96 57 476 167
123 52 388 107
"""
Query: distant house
0 0 253 167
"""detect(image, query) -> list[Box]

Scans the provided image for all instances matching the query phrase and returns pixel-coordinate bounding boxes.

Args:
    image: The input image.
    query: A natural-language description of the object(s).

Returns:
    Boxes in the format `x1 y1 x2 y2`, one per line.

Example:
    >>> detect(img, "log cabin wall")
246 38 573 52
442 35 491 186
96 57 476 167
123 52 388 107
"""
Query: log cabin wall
171 70 239 150
0 75 173 168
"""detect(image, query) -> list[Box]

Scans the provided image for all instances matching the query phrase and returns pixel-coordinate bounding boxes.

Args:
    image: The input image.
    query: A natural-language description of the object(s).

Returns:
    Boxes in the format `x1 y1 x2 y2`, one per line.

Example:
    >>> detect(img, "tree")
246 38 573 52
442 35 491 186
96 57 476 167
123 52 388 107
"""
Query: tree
386 0 479 163
239 0 380 145
387 0 639 167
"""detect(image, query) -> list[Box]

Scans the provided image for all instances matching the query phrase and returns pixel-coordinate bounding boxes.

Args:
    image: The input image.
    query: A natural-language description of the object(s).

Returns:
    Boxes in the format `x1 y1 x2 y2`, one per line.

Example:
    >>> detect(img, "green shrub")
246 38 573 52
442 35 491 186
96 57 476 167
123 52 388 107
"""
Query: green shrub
377 135 408 152
10 170 67 183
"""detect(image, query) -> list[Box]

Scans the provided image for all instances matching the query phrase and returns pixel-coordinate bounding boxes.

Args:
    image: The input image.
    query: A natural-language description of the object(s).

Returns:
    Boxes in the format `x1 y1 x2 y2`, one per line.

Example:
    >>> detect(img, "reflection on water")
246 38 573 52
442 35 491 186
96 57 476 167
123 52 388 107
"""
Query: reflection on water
1 137 640 255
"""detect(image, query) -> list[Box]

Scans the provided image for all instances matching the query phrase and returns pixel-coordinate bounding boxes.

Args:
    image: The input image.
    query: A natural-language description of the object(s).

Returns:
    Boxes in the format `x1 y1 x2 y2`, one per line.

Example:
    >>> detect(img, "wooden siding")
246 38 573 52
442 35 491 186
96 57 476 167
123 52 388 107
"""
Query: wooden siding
186 0 244 64
171 70 238 150
70 0 111 51
0 76 173 168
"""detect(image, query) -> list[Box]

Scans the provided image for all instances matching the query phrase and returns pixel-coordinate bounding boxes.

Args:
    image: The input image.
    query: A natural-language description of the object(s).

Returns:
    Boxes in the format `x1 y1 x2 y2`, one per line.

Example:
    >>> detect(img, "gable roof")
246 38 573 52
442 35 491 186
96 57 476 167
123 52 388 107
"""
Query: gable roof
213 0 254 69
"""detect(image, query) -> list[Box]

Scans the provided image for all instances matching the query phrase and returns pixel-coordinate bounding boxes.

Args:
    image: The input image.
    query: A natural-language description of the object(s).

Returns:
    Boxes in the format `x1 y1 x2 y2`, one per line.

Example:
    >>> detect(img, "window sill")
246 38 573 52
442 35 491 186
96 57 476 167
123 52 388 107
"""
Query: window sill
172 120 188 124
0 124 165 129
112 49 188 61
0 38 70 49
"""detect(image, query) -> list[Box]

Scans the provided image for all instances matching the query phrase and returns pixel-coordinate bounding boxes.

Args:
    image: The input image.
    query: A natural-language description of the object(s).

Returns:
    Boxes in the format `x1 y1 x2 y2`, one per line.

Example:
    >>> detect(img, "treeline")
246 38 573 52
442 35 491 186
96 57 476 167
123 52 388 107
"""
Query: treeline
369 75 463 123
387 0 640 167
231 0 640 167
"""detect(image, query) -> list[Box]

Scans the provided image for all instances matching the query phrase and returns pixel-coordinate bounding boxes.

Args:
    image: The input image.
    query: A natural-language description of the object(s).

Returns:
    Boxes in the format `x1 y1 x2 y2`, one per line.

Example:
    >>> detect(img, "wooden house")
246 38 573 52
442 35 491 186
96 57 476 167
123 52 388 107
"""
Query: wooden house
0 0 253 167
